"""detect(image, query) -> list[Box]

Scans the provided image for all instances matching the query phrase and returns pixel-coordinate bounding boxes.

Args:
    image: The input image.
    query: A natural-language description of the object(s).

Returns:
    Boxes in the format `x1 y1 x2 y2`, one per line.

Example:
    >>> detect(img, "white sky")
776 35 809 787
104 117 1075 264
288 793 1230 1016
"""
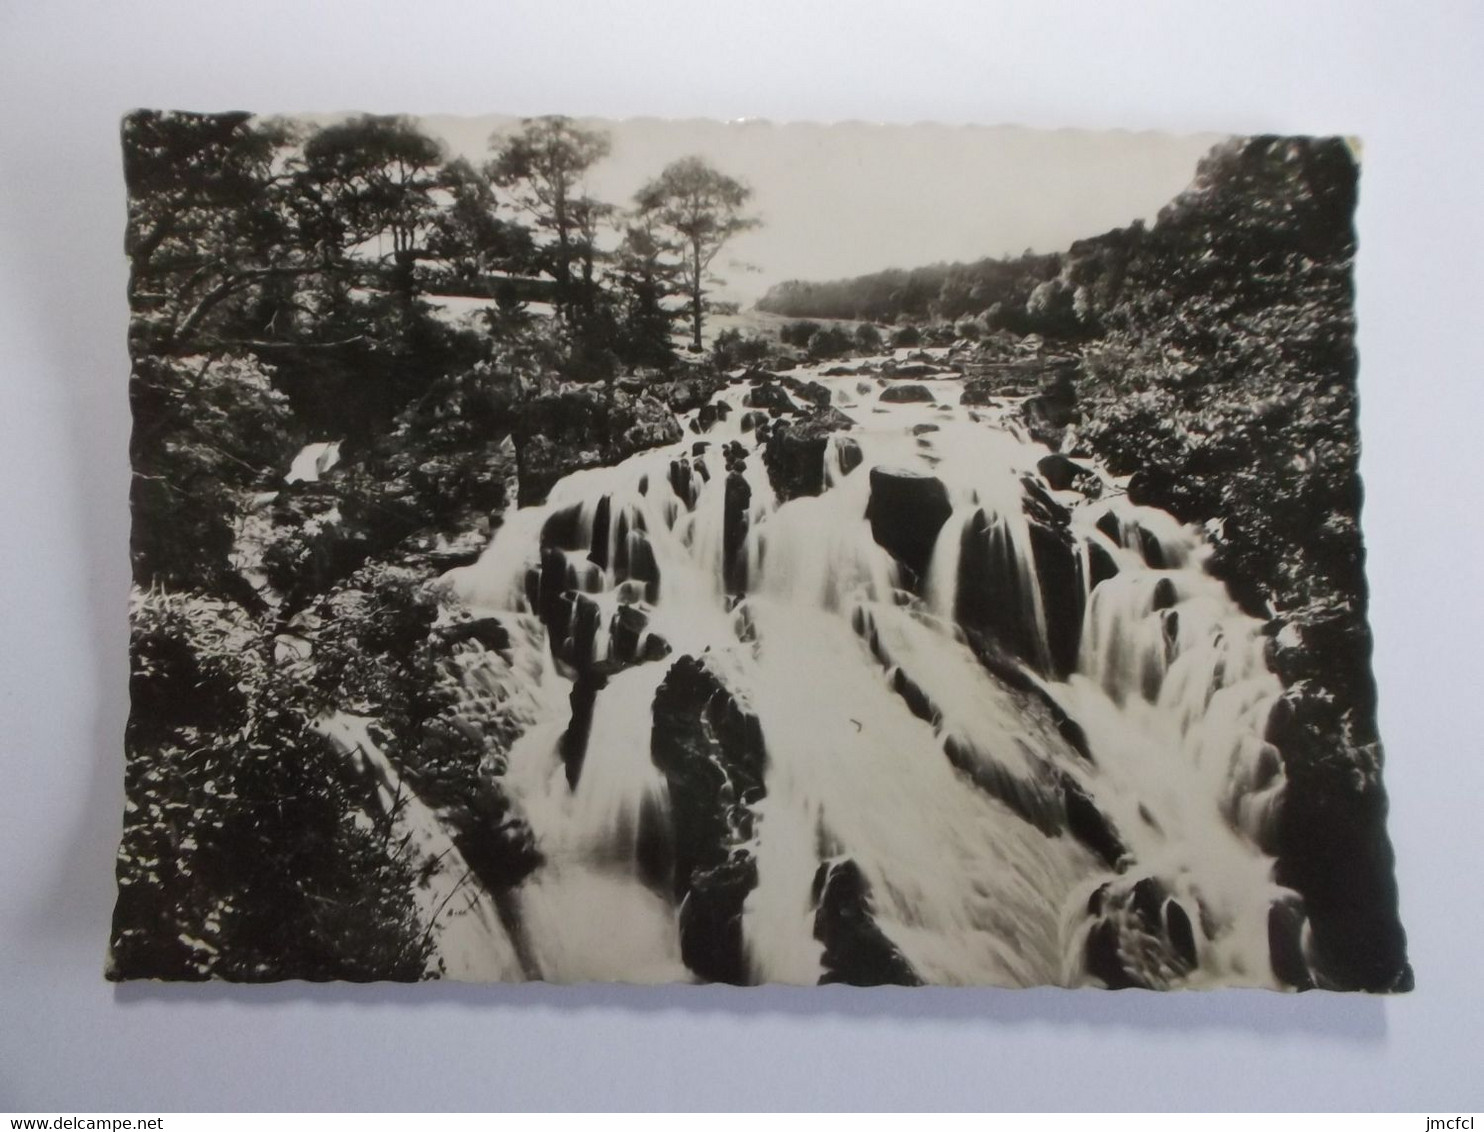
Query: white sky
403 113 1224 304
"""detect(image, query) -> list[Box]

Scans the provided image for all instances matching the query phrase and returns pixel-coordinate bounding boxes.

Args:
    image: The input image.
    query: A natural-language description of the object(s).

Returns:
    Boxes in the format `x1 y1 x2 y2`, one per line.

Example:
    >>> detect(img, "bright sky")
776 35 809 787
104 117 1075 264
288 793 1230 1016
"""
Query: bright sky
404 113 1225 305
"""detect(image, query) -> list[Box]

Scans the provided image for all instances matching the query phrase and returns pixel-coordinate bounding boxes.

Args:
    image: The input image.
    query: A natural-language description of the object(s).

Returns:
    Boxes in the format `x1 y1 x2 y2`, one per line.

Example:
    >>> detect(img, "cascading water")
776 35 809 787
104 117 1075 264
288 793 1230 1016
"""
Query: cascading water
425 353 1306 989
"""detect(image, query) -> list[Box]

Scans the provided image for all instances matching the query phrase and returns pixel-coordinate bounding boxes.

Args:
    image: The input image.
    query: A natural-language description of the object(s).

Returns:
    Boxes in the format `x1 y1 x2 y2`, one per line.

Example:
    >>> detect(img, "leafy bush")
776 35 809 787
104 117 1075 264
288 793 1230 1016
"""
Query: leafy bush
779 319 821 348
806 324 854 359
854 322 883 352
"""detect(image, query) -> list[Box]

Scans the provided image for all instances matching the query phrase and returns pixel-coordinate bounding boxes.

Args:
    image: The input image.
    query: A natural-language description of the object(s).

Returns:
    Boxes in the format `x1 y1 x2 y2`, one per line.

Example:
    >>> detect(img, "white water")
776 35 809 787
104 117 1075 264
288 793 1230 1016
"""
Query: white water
419 359 1302 988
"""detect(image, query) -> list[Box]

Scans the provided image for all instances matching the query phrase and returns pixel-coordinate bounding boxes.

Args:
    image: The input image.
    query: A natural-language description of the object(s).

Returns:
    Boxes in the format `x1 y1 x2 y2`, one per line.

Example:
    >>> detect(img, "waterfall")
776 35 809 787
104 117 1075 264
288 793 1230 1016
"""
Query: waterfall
424 360 1305 989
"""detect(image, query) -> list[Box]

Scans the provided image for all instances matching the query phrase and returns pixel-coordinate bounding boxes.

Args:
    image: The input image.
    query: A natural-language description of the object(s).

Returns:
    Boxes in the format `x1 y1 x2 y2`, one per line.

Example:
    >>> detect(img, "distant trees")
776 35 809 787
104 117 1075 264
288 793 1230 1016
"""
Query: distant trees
634 156 758 352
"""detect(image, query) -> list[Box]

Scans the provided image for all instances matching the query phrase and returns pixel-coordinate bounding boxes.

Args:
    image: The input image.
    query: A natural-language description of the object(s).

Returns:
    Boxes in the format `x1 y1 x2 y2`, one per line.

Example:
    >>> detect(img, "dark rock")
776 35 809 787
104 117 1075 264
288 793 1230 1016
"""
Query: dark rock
912 423 940 435
954 507 1041 665
1062 775 1124 867
1085 918 1141 990
888 362 944 379
625 530 660 602
723 472 751 595
651 655 769 985
540 503 586 551
878 383 934 404
960 378 998 407
835 436 864 476
692 441 710 457
1028 519 1084 677
588 495 612 570
762 407 855 502
780 374 831 407
865 466 952 581
740 410 770 434
1038 453 1092 492
1020 475 1071 529
609 603 671 667
743 382 794 412
813 858 921 986
1165 898 1199 969
1086 538 1120 590
559 670 608 788
439 616 511 654
890 666 939 725
669 458 699 509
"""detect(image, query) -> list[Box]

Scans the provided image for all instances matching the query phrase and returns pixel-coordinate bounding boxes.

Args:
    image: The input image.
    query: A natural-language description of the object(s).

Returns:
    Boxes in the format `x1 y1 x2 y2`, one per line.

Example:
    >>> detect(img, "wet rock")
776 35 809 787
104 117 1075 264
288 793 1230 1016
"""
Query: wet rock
651 655 769 985
1038 453 1092 492
813 858 921 986
669 458 699 509
743 382 795 412
588 495 613 570
439 616 512 654
890 666 939 725
762 407 855 502
1086 538 1120 590
723 472 751 595
878 382 934 404
740 410 770 434
954 507 1042 665
625 529 661 602
609 603 672 667
1085 918 1142 990
1062 775 1125 867
559 669 608 788
835 436 864 476
780 374 831 407
960 378 999 407
1165 898 1199 969
540 503 586 551
886 362 944 379
651 375 724 413
1028 519 1084 677
865 466 952 581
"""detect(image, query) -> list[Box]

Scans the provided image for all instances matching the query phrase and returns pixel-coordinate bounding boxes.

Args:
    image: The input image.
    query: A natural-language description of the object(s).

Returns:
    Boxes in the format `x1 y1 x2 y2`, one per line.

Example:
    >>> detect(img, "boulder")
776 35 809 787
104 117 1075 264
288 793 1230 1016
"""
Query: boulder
762 407 855 502
1028 519 1084 677
865 466 952 581
812 858 921 986
878 383 934 404
651 655 769 984
743 382 795 412
1037 452 1093 492
723 472 751 595
835 436 864 477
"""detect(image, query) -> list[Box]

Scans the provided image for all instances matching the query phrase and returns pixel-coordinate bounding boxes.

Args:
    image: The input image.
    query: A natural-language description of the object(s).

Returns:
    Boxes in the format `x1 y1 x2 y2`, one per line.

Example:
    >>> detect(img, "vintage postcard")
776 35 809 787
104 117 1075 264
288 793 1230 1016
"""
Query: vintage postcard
112 111 1409 990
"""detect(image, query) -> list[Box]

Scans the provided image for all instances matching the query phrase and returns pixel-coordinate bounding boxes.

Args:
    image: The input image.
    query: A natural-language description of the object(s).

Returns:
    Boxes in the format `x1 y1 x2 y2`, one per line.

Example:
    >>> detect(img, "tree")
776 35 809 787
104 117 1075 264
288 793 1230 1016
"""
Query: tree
634 156 759 352
610 215 681 369
297 115 447 304
426 157 536 289
123 111 306 350
489 116 612 317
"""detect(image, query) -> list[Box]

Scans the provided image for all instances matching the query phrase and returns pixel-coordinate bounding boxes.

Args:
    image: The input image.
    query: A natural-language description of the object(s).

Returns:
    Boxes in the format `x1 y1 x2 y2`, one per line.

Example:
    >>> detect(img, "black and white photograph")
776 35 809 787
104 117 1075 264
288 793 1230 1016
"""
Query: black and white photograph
111 109 1410 992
